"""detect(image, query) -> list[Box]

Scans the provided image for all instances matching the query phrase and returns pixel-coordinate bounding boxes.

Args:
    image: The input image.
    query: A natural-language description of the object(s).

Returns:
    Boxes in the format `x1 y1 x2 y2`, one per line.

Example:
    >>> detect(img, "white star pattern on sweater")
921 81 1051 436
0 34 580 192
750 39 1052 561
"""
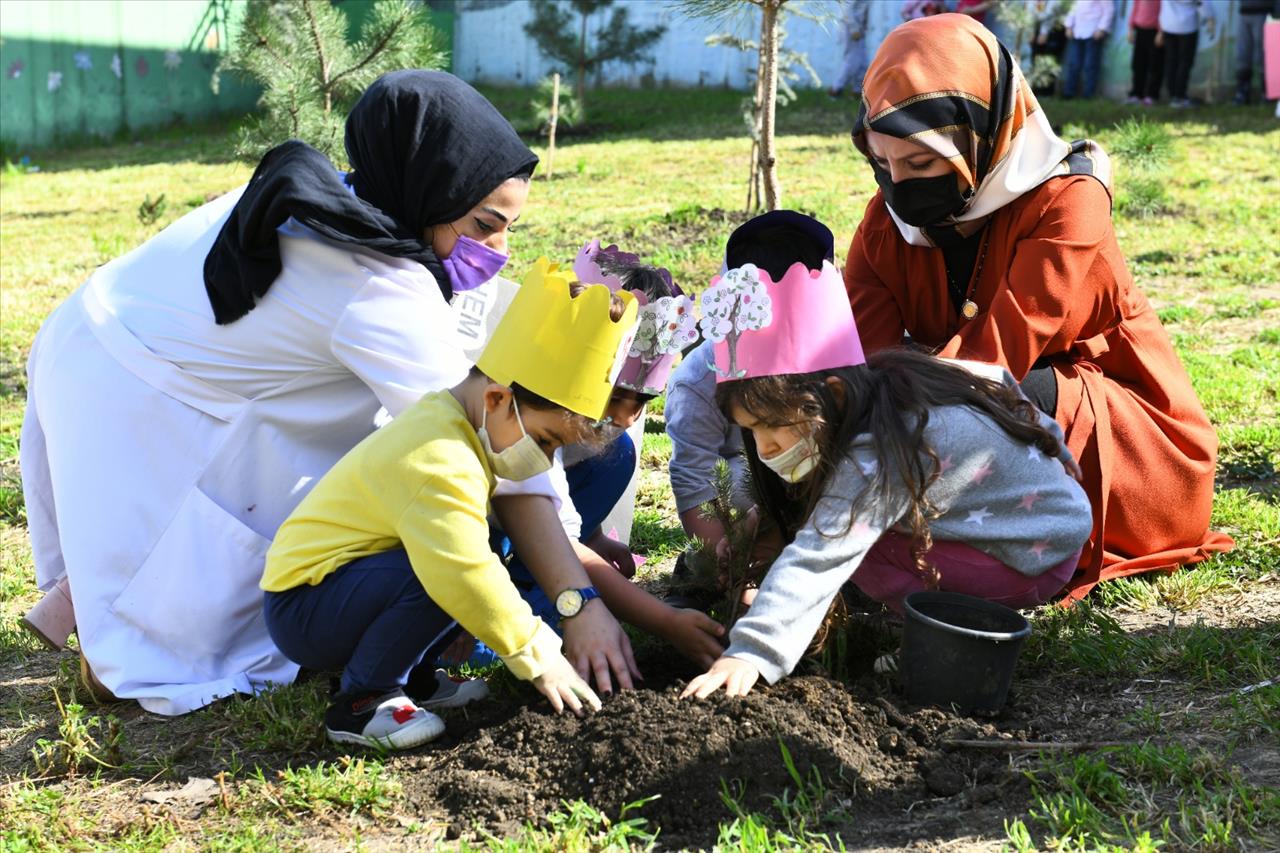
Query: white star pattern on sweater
965 506 993 525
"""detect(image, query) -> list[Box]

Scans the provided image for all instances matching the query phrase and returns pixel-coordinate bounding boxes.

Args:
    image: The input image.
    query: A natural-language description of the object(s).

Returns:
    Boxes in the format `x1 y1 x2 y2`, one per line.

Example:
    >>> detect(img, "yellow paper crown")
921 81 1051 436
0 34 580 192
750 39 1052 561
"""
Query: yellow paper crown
477 257 639 419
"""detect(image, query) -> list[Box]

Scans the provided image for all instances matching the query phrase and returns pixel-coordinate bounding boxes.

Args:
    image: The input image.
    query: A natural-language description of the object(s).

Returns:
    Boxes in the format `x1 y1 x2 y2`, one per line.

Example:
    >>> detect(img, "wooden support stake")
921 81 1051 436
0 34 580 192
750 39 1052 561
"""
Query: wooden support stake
546 72 560 181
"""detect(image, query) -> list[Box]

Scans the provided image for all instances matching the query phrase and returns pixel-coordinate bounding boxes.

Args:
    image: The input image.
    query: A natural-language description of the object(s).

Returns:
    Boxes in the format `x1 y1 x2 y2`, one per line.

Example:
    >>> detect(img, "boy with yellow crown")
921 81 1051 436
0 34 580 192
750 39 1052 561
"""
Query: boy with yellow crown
260 259 636 749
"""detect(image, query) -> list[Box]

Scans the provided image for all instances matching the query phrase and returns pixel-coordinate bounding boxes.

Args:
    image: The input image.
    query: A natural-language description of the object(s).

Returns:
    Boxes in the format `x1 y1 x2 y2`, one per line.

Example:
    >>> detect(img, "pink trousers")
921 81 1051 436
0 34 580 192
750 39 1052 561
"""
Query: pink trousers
852 532 1081 614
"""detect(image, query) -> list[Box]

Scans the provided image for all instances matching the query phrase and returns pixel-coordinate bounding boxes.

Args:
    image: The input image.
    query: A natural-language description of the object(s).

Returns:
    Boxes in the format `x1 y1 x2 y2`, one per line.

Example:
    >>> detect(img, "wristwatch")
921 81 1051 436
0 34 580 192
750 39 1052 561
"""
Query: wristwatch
555 586 600 619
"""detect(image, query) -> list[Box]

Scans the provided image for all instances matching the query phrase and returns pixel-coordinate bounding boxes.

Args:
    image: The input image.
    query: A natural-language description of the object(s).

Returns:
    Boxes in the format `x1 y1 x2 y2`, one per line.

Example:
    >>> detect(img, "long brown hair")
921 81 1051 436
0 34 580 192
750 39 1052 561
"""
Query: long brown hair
715 348 1066 582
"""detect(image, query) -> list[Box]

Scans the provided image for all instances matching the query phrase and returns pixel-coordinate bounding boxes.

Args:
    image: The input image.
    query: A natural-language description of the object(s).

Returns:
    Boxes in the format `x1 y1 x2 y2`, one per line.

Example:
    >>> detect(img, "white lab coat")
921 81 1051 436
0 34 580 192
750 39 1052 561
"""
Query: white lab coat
20 188 474 715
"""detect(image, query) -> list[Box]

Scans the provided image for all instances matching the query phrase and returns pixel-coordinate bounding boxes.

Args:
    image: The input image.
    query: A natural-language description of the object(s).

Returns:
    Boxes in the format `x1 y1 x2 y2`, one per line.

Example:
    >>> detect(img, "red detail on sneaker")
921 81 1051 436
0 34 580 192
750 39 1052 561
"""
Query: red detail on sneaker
392 705 417 724
351 695 380 713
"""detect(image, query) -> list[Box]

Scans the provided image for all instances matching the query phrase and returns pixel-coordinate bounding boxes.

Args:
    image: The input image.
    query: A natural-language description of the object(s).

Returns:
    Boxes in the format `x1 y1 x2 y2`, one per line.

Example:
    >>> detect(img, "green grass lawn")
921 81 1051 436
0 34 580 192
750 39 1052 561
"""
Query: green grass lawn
1 88 1277 851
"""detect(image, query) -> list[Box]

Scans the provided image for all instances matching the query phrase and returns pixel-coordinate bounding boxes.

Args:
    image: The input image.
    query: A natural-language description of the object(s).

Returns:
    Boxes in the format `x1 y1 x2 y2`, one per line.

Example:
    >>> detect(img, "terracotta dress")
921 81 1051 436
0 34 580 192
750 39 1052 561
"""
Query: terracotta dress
844 175 1232 600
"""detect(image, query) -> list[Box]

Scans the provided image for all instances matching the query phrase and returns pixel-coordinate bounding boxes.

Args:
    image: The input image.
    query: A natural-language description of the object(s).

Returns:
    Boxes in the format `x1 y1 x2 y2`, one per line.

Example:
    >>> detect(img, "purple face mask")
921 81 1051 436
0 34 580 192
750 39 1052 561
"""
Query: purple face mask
442 233 509 292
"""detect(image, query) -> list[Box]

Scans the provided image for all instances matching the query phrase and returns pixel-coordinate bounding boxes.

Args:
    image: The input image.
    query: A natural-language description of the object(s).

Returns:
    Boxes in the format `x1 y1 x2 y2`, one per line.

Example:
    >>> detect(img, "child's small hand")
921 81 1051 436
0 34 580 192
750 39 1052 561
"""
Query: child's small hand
438 630 477 667
680 655 761 700
532 654 603 717
666 608 727 670
589 534 638 579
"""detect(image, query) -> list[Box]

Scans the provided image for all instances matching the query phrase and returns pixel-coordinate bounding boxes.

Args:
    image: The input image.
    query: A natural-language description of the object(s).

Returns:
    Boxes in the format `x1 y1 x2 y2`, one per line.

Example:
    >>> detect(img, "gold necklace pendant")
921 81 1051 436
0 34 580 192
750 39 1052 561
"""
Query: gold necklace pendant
961 299 979 320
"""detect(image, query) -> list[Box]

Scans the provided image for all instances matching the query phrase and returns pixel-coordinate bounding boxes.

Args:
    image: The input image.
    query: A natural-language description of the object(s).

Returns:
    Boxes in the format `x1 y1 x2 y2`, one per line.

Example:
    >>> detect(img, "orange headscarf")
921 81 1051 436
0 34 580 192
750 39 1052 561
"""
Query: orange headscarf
853 14 1111 247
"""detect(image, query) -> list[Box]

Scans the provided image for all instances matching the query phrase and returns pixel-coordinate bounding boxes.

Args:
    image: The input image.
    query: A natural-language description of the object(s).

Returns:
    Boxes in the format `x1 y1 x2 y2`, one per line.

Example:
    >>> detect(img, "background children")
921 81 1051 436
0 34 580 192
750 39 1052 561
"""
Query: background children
1235 0 1277 105
1159 0 1216 109
1128 0 1164 105
666 211 831 553
465 243 727 671
1061 0 1115 99
682 248 1092 700
1028 0 1067 97
260 259 632 748
827 0 870 98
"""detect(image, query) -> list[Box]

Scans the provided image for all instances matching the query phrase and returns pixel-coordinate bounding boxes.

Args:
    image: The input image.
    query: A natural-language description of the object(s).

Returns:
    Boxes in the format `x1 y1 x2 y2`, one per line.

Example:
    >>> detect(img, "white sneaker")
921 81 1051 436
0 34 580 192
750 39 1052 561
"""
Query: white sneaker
324 690 445 750
413 669 490 710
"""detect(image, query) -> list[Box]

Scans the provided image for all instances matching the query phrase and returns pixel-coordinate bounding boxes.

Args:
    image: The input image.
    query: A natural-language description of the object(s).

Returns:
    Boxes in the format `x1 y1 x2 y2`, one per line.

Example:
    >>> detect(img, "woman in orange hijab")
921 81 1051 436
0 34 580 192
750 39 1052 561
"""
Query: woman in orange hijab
843 14 1231 601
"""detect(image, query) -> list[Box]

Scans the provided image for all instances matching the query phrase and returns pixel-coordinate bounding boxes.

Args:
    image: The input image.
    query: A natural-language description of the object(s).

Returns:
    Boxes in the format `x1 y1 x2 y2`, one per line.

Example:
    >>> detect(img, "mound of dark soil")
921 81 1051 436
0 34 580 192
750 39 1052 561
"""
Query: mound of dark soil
405 662 1036 849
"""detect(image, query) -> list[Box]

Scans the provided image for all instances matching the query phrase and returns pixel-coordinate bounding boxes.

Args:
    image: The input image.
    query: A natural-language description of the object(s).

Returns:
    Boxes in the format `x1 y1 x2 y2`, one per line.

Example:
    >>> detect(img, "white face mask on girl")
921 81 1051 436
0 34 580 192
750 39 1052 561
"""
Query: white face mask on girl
478 397 553 481
760 435 821 483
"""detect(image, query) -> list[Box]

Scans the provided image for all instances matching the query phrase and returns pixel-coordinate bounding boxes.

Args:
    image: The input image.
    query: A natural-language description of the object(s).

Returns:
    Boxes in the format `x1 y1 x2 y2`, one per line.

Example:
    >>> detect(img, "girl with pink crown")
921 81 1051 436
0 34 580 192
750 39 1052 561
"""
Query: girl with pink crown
682 213 1093 699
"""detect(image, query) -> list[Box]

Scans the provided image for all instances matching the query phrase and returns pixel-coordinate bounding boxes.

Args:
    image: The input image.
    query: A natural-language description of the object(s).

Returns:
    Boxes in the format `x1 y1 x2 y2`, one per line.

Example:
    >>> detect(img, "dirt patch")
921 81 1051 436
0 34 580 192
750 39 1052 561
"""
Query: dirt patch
404 656 1038 850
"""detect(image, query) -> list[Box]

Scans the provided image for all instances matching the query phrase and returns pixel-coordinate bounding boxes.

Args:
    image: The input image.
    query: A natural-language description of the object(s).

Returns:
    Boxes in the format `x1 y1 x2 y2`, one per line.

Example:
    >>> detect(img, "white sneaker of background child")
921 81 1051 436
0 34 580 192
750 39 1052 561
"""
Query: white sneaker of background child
414 669 491 710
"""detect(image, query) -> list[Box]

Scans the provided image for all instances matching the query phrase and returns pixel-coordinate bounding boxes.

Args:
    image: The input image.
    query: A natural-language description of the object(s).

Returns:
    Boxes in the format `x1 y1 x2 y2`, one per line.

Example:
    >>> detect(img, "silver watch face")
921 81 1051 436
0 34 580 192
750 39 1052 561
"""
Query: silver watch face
556 589 584 618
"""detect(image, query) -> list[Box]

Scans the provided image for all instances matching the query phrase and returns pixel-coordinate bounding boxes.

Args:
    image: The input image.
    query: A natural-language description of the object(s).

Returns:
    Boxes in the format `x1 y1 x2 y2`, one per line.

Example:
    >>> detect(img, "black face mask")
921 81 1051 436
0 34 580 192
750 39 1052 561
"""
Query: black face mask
871 161 971 227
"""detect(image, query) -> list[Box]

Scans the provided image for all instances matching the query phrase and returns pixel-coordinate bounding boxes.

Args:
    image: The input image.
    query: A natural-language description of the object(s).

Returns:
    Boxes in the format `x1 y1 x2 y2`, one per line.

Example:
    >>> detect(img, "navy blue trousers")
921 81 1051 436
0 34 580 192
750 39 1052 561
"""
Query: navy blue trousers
264 548 458 695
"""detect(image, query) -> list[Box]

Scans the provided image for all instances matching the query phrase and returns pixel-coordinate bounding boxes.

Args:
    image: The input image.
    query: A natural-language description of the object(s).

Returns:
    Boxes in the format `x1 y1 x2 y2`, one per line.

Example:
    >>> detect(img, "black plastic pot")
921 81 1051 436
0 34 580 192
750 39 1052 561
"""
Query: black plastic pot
901 591 1032 714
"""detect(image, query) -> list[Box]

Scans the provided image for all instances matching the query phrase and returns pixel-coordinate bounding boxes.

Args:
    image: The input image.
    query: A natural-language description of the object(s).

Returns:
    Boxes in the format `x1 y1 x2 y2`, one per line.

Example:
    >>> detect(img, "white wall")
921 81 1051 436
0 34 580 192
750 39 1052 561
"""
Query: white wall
454 0 914 91
453 1 1242 101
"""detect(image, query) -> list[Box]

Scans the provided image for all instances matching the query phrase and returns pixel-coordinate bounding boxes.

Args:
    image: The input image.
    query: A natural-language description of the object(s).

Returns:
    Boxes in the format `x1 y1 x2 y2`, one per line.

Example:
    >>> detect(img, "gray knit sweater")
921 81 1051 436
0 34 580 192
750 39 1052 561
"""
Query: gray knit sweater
665 340 752 514
725 401 1092 684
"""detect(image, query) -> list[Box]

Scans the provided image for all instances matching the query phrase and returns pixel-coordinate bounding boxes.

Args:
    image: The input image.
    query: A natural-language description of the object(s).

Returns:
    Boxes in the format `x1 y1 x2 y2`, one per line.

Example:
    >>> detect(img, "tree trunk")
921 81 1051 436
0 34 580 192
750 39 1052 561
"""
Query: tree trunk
758 0 782 210
577 7 588 105
546 72 560 180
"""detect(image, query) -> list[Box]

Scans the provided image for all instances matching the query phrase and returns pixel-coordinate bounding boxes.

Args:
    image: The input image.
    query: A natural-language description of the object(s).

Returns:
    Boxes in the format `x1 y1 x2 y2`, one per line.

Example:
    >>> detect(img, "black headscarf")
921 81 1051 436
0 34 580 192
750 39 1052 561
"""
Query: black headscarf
203 70 538 324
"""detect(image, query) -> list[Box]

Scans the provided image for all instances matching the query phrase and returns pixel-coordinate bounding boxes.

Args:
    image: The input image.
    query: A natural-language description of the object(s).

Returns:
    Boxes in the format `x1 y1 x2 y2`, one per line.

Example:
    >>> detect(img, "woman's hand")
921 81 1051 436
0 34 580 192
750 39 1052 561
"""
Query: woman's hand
664 608 727 670
531 653 603 716
1154 30 1164 48
681 655 761 699
586 532 638 579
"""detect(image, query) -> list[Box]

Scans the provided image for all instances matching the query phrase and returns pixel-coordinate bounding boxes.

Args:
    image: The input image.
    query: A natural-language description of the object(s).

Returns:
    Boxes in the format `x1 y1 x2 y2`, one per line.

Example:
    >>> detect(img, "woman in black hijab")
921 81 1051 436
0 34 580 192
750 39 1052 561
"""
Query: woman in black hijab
21 70 638 715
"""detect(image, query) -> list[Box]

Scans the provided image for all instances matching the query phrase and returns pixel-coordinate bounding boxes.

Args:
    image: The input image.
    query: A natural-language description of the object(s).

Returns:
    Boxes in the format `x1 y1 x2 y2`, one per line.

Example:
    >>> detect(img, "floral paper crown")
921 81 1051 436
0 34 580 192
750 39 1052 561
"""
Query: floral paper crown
700 261 864 382
574 239 696 395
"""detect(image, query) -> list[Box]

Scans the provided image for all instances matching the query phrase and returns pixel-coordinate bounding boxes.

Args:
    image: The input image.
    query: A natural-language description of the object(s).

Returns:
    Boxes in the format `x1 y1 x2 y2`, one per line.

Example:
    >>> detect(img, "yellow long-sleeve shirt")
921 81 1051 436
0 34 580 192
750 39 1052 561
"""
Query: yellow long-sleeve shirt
261 390 561 681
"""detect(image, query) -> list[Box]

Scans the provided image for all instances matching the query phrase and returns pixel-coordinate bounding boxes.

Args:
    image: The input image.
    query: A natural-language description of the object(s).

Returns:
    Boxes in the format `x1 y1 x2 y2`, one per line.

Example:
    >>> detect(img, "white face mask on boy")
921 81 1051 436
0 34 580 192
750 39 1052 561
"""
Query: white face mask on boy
760 434 821 483
478 396 553 481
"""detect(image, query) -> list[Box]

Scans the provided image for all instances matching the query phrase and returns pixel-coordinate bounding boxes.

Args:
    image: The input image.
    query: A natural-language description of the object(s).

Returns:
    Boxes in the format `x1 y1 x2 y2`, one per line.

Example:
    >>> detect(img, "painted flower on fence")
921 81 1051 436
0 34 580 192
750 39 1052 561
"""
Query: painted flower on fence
164 50 182 72
73 51 92 71
7 60 24 80
110 54 122 79
47 71 63 93
698 264 772 378
630 294 698 361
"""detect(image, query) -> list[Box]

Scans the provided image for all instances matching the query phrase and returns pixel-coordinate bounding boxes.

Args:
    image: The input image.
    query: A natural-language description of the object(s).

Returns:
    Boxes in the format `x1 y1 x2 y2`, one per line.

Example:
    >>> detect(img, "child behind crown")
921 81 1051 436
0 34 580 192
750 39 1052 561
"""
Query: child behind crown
683 214 1093 699
261 259 634 749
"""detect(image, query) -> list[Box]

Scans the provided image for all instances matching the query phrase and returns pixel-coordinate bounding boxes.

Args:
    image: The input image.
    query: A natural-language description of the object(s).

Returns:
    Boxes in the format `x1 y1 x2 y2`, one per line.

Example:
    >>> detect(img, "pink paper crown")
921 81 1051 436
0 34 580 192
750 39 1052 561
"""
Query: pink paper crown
573 239 641 293
700 261 865 382
574 239 690 395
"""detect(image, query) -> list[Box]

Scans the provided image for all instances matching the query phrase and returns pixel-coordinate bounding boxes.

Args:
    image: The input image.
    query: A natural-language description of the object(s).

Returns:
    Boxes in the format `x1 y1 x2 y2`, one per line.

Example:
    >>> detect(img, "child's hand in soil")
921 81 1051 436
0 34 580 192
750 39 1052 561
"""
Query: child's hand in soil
665 608 728 669
562 602 643 694
532 654 603 716
585 532 638 579
681 655 761 699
